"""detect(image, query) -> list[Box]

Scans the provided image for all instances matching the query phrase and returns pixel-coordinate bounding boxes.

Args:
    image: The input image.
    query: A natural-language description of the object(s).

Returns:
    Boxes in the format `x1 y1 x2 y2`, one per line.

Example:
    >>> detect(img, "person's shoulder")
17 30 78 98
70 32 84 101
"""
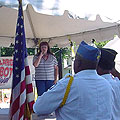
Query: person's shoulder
58 73 73 85
101 75 113 88
94 74 113 88
114 77 120 81
113 77 120 87
98 74 106 80
63 73 72 78
50 54 56 58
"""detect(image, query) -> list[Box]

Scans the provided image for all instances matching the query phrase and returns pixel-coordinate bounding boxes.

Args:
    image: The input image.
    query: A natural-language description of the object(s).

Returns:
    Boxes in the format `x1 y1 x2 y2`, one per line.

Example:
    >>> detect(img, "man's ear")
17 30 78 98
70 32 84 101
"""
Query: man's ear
96 66 102 75
77 59 82 72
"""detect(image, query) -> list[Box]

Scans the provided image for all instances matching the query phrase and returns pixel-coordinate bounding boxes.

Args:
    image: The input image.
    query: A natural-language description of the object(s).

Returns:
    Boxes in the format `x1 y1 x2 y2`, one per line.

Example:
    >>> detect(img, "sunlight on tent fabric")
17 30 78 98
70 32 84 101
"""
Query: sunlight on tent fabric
0 4 120 48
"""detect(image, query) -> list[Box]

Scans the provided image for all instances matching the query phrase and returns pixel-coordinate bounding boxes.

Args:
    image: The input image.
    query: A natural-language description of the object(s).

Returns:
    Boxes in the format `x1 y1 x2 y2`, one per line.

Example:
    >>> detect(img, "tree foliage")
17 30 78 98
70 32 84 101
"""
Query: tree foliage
94 40 110 48
51 45 71 61
0 46 71 61
0 40 109 58
1 47 14 56
0 47 35 57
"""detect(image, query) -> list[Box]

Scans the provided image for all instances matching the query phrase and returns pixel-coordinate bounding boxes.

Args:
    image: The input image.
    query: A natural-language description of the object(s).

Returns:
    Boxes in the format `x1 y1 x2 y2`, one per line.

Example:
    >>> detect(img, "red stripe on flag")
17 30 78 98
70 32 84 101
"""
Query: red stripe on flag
28 100 35 111
19 102 26 119
26 83 33 93
25 66 30 76
20 79 26 94
11 95 20 116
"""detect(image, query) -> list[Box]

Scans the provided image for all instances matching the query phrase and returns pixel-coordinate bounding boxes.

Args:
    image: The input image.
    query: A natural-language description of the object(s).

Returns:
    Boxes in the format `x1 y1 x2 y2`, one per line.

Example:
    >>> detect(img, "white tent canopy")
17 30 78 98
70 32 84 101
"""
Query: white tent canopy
0 4 120 47
104 36 120 72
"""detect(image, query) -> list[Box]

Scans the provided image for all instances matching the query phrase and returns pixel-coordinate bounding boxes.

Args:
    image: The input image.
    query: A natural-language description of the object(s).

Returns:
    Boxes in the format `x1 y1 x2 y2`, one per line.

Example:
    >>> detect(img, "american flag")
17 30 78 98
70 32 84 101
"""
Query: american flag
9 1 34 120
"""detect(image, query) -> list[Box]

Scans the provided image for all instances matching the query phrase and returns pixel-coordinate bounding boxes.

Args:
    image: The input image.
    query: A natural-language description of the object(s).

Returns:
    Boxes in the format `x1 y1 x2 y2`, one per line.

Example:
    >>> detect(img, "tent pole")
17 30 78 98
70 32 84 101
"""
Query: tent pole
68 36 75 75
71 45 75 75
26 5 37 45
58 49 62 79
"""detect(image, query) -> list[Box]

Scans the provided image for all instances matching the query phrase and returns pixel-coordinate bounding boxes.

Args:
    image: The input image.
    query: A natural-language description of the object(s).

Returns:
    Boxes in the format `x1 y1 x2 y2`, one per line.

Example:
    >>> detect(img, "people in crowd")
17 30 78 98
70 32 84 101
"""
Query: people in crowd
33 41 113 120
33 41 58 96
97 48 120 120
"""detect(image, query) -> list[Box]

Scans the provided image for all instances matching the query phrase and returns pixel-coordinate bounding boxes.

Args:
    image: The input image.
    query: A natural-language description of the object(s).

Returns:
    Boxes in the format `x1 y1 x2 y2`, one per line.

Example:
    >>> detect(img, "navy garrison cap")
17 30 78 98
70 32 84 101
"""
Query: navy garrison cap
77 41 100 61
98 48 118 70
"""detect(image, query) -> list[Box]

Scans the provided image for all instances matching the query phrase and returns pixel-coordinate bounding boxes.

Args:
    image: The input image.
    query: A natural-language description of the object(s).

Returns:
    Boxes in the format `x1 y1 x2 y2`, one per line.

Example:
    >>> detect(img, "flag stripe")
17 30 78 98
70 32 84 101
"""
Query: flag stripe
13 109 20 120
20 80 26 94
28 100 35 111
27 84 34 93
25 66 30 75
20 88 26 107
26 75 32 84
11 95 20 116
21 69 25 82
12 82 20 101
19 102 25 119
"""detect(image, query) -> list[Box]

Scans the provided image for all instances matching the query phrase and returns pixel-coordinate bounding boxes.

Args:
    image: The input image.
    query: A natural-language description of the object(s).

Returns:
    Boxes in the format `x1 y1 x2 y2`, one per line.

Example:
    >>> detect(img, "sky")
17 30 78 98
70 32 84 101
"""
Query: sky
1 0 120 22
59 0 120 22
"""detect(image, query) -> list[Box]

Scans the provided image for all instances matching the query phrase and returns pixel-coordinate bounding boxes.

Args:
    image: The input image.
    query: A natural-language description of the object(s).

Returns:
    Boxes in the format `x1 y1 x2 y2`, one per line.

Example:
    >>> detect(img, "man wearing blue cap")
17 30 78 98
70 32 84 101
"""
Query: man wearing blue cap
97 48 120 120
33 41 112 120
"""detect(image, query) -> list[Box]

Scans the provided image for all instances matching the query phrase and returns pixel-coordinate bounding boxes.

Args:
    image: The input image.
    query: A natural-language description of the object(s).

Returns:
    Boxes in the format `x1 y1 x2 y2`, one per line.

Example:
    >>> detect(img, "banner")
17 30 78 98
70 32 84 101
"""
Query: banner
0 56 35 89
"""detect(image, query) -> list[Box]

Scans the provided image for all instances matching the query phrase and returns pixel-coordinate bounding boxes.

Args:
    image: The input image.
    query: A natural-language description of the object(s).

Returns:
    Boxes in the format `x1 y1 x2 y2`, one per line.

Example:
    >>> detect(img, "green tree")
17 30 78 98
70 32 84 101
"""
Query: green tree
0 46 71 60
0 47 35 56
1 47 14 56
0 40 109 57
94 40 110 48
27 48 35 55
51 45 71 62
